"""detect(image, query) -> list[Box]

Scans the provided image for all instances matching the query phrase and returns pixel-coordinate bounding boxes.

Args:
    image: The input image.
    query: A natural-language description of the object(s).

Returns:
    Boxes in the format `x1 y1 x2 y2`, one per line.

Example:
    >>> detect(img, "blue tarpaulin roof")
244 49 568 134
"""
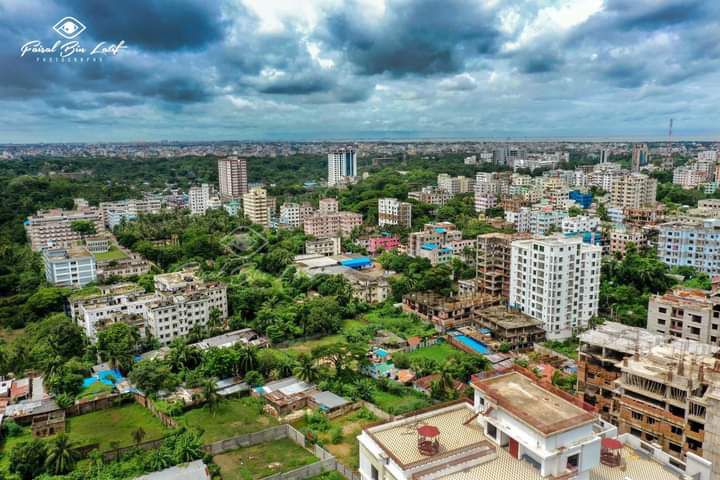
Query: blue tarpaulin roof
340 257 372 268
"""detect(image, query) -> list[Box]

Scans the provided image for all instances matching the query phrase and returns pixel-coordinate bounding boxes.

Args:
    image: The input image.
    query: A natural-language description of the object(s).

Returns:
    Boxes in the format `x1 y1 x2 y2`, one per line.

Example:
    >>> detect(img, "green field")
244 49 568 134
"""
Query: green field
94 246 129 262
77 381 114 400
406 342 461 363
213 438 317 480
0 426 33 474
371 388 430 416
66 403 168 450
178 397 277 442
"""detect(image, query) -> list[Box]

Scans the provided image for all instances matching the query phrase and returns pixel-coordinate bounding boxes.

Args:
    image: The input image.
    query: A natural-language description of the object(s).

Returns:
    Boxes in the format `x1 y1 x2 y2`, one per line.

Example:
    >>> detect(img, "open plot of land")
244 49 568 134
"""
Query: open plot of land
178 397 277 442
0 426 33 474
293 408 377 469
77 381 114 400
213 438 317 480
407 342 462 363
66 403 168 450
372 388 430 416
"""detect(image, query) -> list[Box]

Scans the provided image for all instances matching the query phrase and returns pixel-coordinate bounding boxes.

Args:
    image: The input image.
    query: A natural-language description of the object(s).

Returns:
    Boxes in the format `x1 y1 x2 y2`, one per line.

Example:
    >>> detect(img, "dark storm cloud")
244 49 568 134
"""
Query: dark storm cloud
322 0 502 76
56 0 226 51
1 0 720 141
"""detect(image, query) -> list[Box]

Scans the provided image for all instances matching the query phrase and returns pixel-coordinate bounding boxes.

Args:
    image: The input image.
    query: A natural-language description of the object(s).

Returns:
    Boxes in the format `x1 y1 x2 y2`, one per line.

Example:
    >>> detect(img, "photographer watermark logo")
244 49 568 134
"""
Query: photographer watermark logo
52 17 86 40
20 16 126 62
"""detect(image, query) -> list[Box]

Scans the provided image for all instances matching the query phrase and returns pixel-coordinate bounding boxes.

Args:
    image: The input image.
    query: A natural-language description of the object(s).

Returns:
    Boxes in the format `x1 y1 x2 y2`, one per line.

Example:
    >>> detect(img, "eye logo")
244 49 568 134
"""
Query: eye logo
52 17 86 39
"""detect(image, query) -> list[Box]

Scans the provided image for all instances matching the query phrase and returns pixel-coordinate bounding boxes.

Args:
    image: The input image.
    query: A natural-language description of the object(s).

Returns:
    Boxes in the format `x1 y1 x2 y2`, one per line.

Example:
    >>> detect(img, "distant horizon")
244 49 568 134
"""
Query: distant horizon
2 133 720 146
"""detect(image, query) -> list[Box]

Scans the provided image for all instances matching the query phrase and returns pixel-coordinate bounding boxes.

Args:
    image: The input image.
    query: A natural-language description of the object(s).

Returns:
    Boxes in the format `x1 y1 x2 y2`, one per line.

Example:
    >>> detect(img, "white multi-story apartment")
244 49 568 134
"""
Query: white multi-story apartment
610 173 657 209
189 184 213 215
474 193 497 213
327 147 357 187
609 226 646 256
586 162 624 192
562 215 600 234
243 187 270 227
647 286 720 345
25 202 105 251
658 219 720 274
510 236 601 339
218 156 248 199
699 150 718 162
43 246 97 287
378 198 412 228
100 194 163 229
318 197 339 214
279 202 314 229
674 165 710 189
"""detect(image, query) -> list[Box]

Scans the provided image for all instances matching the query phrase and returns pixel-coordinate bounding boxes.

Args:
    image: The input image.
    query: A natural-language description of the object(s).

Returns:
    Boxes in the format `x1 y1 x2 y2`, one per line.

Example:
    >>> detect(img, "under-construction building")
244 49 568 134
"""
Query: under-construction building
475 233 530 299
402 292 500 332
578 322 720 474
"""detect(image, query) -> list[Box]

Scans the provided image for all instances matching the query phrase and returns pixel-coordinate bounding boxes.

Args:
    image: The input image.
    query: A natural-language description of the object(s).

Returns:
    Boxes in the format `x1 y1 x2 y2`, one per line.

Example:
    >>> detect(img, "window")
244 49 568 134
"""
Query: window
371 465 379 480
486 422 497 440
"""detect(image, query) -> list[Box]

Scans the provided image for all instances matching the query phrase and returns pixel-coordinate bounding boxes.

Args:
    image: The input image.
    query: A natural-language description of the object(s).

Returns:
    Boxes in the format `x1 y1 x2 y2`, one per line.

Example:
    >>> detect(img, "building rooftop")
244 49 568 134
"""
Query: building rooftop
135 460 210 480
479 306 543 330
472 371 596 436
364 402 488 469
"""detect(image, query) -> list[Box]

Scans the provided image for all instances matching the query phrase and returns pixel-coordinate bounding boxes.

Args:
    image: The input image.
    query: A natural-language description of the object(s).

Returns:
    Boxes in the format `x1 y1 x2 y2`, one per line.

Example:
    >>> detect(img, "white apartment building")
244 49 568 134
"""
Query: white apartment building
100 194 163 229
243 187 270 227
510 236 601 340
279 202 314 229
189 184 214 215
586 163 624 192
318 197 339 214
609 226 646 256
658 219 720 275
327 147 357 187
378 198 412 228
25 204 105 251
562 215 600 234
699 150 718 162
509 206 567 235
218 156 248 199
674 166 710 189
610 173 657 209
44 246 97 288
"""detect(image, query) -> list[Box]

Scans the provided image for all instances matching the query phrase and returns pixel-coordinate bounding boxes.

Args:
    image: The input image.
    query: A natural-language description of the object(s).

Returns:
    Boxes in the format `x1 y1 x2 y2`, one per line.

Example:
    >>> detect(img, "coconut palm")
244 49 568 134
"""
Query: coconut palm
236 344 258 374
45 434 80 475
202 377 222 415
293 353 319 384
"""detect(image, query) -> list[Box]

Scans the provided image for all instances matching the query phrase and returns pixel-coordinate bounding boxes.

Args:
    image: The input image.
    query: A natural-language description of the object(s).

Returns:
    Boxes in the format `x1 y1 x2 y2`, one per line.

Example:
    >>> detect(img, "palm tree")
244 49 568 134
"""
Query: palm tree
132 427 146 446
293 353 319 384
202 378 221 415
45 434 79 475
236 344 258 374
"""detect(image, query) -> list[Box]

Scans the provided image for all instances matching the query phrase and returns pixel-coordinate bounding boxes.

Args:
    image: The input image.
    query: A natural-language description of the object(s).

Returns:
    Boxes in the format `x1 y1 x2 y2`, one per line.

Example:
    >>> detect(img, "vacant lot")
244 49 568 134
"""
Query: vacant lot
213 438 317 480
407 342 462 363
294 408 377 469
66 403 168 450
177 397 277 442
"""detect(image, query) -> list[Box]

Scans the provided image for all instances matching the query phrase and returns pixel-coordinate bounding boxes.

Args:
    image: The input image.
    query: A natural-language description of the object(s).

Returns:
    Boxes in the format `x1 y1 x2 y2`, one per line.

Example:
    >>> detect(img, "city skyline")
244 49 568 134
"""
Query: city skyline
2 0 720 143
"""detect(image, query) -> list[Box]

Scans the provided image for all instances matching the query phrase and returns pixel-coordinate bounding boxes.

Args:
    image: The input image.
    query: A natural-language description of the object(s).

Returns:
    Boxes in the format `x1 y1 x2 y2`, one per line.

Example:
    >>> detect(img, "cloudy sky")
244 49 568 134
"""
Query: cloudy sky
1 0 719 143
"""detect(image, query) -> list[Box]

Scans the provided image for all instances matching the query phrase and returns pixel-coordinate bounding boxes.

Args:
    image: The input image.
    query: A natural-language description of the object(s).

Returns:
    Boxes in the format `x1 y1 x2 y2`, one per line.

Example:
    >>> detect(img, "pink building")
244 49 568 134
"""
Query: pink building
368 236 400 254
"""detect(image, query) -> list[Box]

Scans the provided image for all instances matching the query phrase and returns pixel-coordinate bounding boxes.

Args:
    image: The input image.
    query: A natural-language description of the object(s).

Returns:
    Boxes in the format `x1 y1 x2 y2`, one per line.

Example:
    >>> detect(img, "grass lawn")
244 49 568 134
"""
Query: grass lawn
213 438 317 480
407 342 462 364
77 381 114 400
178 397 277 442
281 334 345 354
66 403 168 450
371 388 430 416
94 246 129 262
293 408 377 469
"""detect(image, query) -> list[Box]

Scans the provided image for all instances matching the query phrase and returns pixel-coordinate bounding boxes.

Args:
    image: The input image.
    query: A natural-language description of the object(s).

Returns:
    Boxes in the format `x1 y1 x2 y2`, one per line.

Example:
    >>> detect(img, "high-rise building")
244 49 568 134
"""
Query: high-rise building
243 187 270 227
599 149 611 163
377 198 412 228
610 173 657 209
647 285 720 344
327 147 357 187
475 233 530 299
510 236 601 340
218 156 248 199
631 143 649 172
